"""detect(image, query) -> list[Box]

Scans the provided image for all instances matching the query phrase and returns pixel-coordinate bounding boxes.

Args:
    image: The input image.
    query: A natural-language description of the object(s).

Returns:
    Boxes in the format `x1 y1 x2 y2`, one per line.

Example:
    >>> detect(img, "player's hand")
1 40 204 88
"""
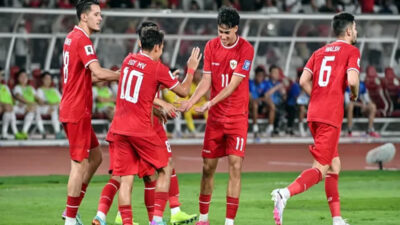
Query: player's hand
195 101 212 113
152 107 168 124
350 93 358 102
172 69 180 79
176 100 193 112
160 101 177 118
187 47 202 71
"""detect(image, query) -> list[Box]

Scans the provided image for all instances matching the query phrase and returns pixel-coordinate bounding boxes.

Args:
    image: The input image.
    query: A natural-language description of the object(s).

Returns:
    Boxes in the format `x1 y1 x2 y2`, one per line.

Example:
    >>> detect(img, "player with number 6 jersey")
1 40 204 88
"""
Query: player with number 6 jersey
271 12 360 225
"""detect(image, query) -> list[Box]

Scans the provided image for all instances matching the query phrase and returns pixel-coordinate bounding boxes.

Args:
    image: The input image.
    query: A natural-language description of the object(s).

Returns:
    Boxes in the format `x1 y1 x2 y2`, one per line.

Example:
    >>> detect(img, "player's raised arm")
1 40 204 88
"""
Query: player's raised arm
170 47 202 97
89 61 119 81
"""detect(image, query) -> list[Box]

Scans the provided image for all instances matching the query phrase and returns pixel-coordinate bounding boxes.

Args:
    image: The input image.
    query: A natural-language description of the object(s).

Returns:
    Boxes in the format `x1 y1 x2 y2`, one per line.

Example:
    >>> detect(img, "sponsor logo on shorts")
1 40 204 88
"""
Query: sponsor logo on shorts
202 149 211 153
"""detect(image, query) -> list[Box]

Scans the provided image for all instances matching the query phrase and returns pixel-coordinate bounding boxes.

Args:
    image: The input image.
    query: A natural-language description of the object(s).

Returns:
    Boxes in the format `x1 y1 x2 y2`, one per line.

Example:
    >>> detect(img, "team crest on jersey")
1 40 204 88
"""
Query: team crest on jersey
243 60 251 71
230 60 238 70
84 45 94 56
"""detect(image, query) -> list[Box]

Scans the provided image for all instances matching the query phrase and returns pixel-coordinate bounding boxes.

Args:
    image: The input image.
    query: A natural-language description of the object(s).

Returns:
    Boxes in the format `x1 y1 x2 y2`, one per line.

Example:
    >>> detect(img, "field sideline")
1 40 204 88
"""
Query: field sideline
0 171 399 225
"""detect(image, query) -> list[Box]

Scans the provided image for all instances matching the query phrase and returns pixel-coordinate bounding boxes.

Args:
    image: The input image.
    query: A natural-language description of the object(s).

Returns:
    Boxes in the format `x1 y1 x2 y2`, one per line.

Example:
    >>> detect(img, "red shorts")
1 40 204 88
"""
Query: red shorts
203 119 248 158
308 122 341 165
62 116 99 162
112 133 169 177
137 120 172 177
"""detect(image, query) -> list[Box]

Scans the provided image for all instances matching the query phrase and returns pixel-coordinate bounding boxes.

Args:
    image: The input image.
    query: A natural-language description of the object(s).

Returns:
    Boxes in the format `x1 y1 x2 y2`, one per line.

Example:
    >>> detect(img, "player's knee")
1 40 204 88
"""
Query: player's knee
202 163 215 178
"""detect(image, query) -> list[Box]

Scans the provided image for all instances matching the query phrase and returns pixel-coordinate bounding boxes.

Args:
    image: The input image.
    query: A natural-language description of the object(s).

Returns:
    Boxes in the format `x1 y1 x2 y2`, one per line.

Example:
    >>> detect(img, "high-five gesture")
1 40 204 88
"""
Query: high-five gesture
187 47 202 71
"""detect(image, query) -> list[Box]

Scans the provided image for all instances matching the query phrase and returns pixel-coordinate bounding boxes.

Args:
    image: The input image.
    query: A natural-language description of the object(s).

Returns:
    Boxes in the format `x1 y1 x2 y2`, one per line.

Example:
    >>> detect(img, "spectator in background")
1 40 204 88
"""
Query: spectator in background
182 69 209 135
286 71 302 135
360 0 374 13
0 70 21 139
260 0 279 13
92 81 115 121
284 0 303 13
265 65 286 136
36 72 63 139
15 19 29 69
367 21 383 71
378 0 398 14
296 89 309 137
57 0 74 8
345 81 380 137
249 65 269 138
109 0 133 8
13 69 44 139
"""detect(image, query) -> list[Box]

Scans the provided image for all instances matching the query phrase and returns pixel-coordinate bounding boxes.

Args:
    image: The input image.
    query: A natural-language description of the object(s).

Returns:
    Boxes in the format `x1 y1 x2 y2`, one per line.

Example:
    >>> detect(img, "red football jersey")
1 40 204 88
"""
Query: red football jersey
110 52 179 136
60 26 98 122
304 40 360 128
203 37 254 122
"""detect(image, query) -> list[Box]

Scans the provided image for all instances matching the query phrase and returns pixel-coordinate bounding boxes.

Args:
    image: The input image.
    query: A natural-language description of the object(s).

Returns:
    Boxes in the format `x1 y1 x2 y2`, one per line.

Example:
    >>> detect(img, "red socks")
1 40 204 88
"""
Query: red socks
288 168 322 196
66 183 88 218
226 196 239 219
144 180 156 221
325 173 341 217
119 205 132 225
153 192 169 217
199 194 212 214
169 169 181 209
66 196 80 218
98 178 120 214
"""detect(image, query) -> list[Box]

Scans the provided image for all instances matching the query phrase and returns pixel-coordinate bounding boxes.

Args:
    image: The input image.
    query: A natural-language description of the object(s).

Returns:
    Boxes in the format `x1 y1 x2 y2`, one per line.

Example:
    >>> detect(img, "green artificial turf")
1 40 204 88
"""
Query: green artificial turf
0 171 399 225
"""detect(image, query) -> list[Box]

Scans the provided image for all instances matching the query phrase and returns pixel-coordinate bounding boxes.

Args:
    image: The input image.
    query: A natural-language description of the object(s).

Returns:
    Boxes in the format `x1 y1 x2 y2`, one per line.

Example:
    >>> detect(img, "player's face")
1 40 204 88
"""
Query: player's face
350 22 357 45
218 25 238 46
85 5 102 32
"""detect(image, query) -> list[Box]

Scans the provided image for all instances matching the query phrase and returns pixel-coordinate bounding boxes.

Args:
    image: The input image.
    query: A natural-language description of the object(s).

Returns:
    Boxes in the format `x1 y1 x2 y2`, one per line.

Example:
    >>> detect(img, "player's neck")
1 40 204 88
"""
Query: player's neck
141 50 158 61
77 23 92 36
336 37 351 45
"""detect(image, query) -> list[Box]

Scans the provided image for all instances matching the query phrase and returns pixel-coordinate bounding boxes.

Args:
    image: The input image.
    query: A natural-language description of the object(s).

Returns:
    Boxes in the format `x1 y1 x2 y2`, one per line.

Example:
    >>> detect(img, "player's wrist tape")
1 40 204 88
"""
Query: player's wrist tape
187 68 195 75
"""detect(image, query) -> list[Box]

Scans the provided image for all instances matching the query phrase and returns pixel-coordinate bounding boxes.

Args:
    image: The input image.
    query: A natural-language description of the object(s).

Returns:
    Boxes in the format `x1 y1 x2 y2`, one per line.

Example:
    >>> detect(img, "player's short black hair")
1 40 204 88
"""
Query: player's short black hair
269 64 279 73
332 12 355 37
140 28 164 51
137 21 159 38
217 6 240 28
76 0 99 21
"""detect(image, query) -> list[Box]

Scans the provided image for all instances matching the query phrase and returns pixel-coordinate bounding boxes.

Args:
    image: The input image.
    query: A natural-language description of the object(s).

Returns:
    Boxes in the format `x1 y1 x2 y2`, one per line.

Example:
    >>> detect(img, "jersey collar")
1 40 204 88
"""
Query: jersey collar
74 25 90 38
139 51 154 61
335 40 348 44
221 35 240 49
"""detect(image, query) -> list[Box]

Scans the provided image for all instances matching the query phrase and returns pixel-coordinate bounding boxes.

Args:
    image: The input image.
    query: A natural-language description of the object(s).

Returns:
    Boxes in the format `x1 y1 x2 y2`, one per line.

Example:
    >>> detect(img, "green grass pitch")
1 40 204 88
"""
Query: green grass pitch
0 171 399 225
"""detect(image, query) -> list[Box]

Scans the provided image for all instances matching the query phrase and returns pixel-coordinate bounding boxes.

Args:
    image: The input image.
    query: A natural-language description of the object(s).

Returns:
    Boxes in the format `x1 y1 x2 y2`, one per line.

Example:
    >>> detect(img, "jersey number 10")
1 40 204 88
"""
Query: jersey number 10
120 67 144 104
318 56 335 87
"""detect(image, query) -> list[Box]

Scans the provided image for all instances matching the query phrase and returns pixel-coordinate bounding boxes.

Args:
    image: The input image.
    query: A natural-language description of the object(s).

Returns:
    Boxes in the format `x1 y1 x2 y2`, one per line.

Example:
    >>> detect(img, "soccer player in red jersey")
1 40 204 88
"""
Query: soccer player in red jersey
179 7 254 225
110 28 201 225
271 12 360 225
60 1 119 225
92 22 196 225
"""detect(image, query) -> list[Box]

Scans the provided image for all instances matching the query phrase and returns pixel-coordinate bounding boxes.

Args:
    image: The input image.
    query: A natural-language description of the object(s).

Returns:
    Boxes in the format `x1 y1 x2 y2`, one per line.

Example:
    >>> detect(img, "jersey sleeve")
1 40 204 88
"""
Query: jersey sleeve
157 64 179 90
203 41 212 74
77 37 98 68
304 53 315 74
233 43 255 78
346 47 361 74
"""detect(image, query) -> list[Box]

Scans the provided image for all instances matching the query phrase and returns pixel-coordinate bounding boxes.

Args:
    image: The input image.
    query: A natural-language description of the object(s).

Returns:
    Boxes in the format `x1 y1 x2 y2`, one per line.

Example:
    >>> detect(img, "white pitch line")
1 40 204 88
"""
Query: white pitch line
268 161 312 167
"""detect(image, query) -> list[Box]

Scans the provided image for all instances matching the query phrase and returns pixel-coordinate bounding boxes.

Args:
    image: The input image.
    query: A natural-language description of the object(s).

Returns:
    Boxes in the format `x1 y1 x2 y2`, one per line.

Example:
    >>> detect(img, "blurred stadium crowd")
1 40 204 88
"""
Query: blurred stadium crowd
1 0 400 14
1 61 399 140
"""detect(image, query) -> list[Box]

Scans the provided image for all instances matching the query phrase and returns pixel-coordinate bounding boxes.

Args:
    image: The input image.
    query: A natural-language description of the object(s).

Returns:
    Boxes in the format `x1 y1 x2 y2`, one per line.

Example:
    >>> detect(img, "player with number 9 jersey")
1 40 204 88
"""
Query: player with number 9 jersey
305 40 360 129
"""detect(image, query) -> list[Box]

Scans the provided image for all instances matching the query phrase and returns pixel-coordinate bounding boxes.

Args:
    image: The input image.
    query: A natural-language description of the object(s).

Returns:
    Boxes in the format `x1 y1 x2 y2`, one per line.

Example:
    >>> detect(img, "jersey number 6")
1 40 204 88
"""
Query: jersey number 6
318 56 335 87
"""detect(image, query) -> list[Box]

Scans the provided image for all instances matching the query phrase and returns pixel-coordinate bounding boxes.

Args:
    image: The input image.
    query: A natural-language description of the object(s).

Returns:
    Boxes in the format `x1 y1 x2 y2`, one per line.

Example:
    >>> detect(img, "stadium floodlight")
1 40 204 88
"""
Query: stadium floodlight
366 143 396 170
